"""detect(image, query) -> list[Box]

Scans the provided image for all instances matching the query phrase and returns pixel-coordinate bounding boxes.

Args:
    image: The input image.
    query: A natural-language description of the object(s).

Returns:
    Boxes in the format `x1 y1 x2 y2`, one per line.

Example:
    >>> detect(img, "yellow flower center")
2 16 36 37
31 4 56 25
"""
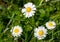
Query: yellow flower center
26 7 31 12
48 22 53 27
38 30 44 36
14 28 19 33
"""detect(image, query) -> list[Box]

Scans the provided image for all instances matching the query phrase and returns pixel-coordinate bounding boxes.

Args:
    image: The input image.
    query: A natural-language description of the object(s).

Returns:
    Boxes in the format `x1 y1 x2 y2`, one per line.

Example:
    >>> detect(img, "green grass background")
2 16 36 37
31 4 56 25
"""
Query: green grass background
0 0 60 42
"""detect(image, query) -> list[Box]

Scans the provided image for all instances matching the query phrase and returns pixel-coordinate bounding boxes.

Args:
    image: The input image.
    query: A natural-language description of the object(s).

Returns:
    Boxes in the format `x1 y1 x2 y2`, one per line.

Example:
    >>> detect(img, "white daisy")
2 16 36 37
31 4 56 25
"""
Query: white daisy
34 26 47 40
22 2 36 18
46 21 56 30
11 26 23 37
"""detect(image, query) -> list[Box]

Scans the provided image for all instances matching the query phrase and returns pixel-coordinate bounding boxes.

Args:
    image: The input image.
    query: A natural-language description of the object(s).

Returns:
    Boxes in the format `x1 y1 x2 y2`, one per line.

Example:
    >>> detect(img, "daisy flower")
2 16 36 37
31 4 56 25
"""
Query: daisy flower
46 21 56 30
11 26 23 37
34 26 47 40
22 2 36 18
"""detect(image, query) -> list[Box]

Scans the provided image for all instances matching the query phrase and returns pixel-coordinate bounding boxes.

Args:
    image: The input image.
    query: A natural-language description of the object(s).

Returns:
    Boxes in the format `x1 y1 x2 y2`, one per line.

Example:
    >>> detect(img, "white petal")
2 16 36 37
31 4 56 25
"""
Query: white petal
22 8 26 13
52 21 56 25
32 5 36 8
27 2 33 7
34 28 38 32
24 2 33 8
45 0 49 2
30 11 35 13
24 12 34 18
34 33 38 37
37 37 42 40
32 8 36 11
24 4 28 8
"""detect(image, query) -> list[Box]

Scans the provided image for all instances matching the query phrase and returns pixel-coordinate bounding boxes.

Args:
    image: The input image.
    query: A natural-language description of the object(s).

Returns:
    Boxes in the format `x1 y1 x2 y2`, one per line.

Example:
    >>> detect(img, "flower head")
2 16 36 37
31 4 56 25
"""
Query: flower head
34 26 47 40
22 2 36 18
46 21 56 30
11 26 23 37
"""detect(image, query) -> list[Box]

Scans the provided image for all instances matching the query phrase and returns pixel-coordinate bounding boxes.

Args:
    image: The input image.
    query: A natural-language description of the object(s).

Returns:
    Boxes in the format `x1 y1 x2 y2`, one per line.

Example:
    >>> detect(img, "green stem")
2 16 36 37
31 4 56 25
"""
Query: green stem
49 31 60 42
0 14 15 38
14 38 18 42
3 14 15 33
37 0 43 7
29 37 36 42
53 31 60 35
52 30 53 39
25 32 28 42
49 30 54 42
28 31 34 41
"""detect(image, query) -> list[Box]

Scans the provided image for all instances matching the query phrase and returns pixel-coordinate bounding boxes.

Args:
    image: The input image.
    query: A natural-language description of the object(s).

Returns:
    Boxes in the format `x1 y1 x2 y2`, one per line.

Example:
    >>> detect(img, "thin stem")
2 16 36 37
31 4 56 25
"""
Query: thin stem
49 31 60 42
14 38 18 42
3 14 15 33
25 32 28 42
28 31 34 41
7 14 15 27
29 37 35 42
53 31 60 35
0 14 15 38
52 30 53 39
49 30 54 42
37 0 43 7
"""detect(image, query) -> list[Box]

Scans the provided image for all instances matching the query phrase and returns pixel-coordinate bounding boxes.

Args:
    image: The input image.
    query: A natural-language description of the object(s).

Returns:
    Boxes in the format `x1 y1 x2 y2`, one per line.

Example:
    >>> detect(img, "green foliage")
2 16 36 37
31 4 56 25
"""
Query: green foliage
0 0 60 42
